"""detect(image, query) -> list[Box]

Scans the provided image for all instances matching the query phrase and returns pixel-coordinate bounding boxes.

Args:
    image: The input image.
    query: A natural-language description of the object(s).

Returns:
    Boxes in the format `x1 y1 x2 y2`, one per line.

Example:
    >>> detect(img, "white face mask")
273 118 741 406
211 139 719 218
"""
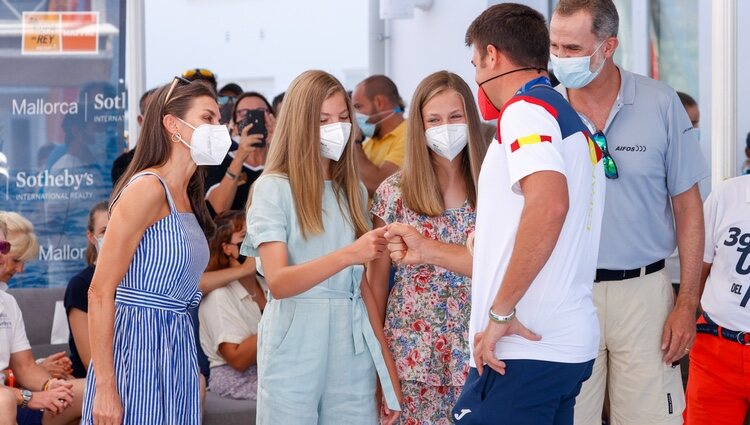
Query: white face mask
550 41 606 89
320 122 352 161
95 236 104 252
175 117 232 166
425 124 468 161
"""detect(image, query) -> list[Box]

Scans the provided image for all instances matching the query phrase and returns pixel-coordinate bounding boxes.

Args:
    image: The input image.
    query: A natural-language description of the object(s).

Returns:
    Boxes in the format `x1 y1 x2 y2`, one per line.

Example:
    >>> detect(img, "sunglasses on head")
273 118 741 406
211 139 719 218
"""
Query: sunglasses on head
182 68 215 80
164 76 192 106
590 131 619 179
0 240 11 255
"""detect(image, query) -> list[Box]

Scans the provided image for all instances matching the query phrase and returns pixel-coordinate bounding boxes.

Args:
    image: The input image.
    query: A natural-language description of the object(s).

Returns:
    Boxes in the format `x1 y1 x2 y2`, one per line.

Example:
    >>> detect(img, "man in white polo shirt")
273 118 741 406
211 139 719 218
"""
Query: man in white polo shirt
684 174 750 425
450 4 605 425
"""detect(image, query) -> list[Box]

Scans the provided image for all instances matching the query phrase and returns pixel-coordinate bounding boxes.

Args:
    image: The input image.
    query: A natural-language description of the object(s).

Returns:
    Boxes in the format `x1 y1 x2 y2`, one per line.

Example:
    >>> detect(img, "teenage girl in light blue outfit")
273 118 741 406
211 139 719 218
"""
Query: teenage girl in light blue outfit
241 70 402 425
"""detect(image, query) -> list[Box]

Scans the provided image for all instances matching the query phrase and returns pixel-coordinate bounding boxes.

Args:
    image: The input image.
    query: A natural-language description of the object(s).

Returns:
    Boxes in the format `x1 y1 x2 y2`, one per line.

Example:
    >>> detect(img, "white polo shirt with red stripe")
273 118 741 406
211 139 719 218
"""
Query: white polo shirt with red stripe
469 80 606 365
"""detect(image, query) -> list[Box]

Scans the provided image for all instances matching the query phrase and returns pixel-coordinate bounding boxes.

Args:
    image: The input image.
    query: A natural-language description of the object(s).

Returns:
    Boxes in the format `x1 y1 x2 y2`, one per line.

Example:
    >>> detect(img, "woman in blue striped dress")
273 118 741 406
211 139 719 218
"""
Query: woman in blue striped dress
82 78 231 425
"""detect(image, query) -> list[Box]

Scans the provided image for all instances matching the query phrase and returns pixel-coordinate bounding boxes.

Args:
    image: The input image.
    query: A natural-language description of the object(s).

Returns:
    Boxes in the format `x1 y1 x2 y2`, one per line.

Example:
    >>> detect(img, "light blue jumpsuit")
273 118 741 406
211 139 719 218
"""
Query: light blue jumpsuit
241 175 400 425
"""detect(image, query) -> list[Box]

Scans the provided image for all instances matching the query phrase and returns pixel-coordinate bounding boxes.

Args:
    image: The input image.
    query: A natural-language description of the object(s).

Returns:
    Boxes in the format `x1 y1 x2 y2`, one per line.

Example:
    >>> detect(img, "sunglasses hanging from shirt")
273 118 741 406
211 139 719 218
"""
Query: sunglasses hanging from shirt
590 131 619 179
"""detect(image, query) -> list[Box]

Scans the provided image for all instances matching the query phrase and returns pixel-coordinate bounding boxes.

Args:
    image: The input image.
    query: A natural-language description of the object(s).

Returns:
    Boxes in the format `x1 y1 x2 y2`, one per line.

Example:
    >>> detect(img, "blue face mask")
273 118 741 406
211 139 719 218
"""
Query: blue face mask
355 113 376 138
355 107 401 139
550 41 606 89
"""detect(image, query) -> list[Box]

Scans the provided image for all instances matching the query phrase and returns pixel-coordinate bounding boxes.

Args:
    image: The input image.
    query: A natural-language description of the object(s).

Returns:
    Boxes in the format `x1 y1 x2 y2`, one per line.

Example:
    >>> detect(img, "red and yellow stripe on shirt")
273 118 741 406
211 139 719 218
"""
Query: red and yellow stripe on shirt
585 133 604 165
510 134 552 152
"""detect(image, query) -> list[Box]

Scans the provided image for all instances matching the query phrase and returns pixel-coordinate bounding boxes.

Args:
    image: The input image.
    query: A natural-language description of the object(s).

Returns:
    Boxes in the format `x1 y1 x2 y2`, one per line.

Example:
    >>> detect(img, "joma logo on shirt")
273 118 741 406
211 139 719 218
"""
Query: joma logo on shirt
614 145 647 152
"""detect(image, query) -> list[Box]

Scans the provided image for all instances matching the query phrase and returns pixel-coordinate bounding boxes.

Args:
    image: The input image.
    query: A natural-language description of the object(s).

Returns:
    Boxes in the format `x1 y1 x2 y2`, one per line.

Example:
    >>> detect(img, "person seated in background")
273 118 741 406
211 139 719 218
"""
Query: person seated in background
0 212 38 292
203 92 276 218
64 201 108 379
199 210 266 400
0 211 73 381
111 88 157 185
352 75 407 197
0 217 84 425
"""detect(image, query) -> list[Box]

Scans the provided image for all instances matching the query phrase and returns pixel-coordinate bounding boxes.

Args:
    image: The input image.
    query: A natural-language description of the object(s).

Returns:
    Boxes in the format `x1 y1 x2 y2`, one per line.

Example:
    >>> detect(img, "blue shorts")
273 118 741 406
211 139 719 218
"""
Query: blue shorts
16 406 43 425
451 359 594 425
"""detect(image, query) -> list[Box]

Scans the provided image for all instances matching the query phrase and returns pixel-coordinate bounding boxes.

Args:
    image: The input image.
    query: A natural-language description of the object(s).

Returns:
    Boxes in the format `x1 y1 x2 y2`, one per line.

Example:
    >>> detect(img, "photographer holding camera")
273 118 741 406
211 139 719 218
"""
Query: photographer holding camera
205 91 276 217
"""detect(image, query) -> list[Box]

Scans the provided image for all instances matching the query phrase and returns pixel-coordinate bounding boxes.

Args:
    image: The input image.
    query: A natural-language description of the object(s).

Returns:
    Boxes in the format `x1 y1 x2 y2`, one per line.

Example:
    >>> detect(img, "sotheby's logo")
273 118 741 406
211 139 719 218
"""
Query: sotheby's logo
454 409 472 420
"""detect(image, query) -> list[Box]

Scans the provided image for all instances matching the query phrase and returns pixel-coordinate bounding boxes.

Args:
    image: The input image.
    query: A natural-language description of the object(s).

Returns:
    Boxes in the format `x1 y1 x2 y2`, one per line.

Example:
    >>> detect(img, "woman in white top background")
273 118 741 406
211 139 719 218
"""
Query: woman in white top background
199 210 266 400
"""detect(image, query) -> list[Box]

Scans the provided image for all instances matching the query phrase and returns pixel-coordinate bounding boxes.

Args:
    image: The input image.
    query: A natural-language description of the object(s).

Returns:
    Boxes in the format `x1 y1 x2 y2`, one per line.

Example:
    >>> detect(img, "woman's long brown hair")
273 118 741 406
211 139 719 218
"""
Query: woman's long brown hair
111 80 217 238
402 71 489 216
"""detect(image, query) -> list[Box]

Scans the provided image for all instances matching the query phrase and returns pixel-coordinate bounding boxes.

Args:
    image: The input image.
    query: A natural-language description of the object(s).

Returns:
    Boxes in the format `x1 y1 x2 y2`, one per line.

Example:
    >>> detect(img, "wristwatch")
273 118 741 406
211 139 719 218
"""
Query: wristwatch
21 389 32 408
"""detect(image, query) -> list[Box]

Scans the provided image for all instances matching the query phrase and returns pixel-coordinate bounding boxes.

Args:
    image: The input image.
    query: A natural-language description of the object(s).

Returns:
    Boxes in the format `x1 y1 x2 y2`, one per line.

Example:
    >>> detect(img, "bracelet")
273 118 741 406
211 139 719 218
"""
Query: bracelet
42 378 52 391
489 307 516 324
225 170 238 181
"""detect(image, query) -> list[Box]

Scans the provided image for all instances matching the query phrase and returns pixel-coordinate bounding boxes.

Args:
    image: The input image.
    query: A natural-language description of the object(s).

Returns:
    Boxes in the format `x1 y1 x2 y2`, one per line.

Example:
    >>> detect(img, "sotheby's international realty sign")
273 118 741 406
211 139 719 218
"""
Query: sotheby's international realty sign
0 1 126 288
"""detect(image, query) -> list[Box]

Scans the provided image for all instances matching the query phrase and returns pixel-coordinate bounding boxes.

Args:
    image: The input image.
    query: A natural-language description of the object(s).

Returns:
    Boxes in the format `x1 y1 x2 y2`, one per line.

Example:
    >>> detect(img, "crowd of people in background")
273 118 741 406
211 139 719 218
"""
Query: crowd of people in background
1 0 749 424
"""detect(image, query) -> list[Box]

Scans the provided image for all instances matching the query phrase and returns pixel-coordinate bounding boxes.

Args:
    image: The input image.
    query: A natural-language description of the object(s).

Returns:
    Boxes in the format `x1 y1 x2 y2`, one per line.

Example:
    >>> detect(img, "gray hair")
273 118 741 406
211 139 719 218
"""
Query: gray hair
555 0 619 40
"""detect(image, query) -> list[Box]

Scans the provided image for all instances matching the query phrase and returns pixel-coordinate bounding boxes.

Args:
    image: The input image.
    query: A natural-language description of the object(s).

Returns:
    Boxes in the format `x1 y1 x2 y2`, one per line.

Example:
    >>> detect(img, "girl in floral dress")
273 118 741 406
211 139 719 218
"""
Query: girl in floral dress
369 71 489 424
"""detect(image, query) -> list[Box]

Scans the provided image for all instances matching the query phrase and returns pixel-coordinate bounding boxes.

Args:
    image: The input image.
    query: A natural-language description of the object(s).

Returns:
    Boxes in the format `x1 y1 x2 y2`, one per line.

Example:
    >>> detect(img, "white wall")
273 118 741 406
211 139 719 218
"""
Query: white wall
144 0 369 98
386 0 549 107
386 1 484 107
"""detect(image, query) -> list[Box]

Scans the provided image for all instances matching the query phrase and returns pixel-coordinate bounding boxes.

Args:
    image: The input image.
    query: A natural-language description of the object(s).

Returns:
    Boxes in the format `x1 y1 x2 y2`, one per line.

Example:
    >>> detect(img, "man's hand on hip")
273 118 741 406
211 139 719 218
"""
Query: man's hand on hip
474 318 541 376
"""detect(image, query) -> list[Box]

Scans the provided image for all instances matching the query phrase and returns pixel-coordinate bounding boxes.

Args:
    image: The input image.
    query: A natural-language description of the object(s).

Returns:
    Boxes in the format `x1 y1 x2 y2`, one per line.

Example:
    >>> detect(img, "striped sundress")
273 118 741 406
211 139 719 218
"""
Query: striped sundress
81 172 209 425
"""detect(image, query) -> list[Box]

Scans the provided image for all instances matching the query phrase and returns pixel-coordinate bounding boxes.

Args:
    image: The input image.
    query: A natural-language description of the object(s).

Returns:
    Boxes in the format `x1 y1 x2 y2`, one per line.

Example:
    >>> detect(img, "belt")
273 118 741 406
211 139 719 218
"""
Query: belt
115 286 201 314
595 259 665 282
697 312 750 346
290 284 401 412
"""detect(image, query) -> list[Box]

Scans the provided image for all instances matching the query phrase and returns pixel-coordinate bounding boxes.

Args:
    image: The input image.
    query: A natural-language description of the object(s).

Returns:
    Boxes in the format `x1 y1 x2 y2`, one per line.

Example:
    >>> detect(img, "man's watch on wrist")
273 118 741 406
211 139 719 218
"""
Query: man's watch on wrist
489 307 516 324
20 389 32 408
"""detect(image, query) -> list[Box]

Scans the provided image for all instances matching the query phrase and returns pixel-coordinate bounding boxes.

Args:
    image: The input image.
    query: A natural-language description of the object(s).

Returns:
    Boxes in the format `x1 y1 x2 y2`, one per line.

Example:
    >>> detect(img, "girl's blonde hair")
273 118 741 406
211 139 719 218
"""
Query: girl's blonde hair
0 211 39 261
402 71 489 216
261 70 368 239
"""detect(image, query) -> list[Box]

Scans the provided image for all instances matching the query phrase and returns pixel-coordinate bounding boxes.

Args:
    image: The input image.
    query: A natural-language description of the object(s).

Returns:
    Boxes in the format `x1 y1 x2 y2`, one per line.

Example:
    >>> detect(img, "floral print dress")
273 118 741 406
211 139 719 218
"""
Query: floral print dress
372 173 474 425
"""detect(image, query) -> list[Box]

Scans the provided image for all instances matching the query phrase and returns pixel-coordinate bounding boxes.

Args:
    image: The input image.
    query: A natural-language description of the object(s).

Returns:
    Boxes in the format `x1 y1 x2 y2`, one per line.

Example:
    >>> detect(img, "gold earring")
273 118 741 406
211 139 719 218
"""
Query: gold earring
171 133 181 143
